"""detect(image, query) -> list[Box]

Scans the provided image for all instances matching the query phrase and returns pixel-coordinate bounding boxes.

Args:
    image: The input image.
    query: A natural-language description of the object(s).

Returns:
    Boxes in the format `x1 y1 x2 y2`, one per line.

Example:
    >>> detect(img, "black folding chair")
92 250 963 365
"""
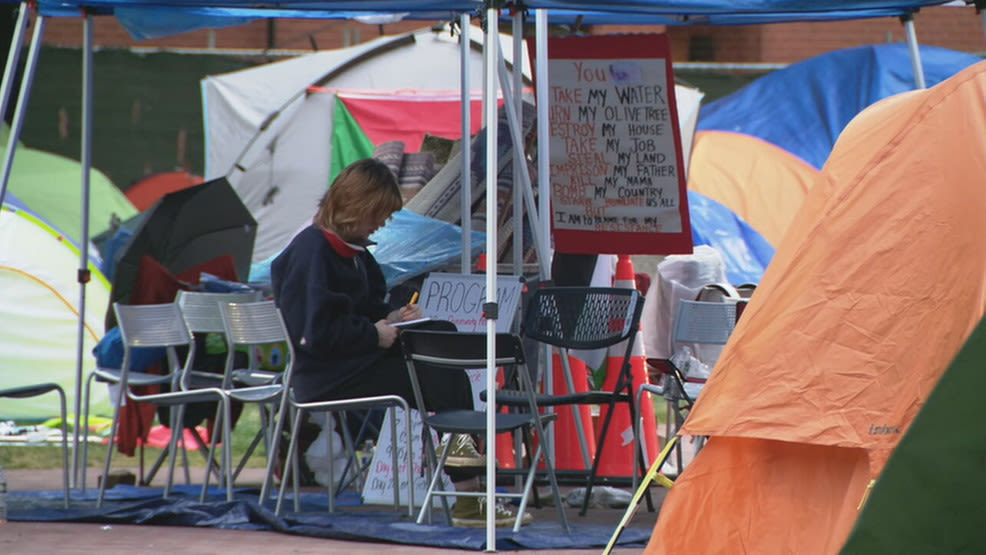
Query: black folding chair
400 330 569 532
494 286 646 516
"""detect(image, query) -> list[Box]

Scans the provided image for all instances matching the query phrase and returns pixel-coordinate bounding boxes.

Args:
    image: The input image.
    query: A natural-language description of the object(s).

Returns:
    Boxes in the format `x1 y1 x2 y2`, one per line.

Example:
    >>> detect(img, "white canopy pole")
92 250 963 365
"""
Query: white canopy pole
534 11 551 281
0 10 43 209
494 45 547 279
75 13 95 491
483 7 499 549
901 13 927 89
460 14 472 273
511 13 524 274
0 3 30 206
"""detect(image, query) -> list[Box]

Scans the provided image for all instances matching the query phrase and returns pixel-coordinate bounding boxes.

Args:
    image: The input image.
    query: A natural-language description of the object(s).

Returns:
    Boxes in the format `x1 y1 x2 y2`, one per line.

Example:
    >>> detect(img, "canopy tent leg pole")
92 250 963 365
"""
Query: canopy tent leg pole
900 13 927 89
459 13 472 274
494 43 547 279
0 2 29 207
75 13 95 492
483 7 500 550
533 11 551 283
511 13 525 275
533 8 556 459
0 8 42 209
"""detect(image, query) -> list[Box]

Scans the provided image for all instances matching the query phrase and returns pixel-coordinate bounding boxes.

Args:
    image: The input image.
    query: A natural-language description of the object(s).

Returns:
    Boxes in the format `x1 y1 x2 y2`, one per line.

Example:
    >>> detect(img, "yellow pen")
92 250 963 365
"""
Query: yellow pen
409 291 419 305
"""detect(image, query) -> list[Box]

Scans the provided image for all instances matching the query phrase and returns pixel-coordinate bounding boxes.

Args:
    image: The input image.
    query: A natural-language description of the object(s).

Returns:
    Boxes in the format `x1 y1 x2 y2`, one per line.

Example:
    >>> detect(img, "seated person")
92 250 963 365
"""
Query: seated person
271 158 529 527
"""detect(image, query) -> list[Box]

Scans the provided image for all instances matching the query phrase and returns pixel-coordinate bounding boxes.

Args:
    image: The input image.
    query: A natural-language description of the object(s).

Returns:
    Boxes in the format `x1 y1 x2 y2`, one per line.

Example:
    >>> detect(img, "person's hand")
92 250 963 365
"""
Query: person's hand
375 319 398 348
399 304 422 321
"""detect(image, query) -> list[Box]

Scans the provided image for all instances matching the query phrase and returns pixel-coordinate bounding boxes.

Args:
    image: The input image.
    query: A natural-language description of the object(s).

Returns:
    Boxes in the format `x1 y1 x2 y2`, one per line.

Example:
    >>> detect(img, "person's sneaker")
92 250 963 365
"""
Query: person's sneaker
439 434 487 468
451 496 534 528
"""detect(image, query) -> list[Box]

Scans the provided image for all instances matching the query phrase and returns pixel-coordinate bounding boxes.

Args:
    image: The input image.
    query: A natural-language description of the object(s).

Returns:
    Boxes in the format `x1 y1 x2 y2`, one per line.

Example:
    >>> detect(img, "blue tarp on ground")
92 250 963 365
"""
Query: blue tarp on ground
8 486 649 551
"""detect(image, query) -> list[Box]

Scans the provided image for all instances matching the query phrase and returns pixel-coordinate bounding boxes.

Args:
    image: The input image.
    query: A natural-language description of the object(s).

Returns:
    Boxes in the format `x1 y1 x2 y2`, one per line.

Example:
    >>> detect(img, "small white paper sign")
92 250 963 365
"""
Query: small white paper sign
361 408 453 507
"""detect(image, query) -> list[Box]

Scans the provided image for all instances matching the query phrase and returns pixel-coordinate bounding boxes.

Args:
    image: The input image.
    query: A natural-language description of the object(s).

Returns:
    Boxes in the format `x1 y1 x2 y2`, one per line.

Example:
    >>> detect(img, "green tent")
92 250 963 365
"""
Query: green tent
841 316 986 553
2 129 136 244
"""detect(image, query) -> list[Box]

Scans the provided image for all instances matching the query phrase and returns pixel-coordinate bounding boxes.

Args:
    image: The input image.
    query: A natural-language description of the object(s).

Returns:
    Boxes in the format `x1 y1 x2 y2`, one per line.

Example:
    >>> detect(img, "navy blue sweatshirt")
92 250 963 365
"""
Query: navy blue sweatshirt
271 225 393 402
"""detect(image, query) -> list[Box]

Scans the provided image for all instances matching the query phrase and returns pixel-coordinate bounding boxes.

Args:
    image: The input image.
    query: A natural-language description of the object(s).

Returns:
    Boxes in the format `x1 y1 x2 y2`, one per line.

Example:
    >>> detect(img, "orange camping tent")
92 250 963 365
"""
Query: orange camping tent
648 61 986 554
125 171 204 211
687 130 818 247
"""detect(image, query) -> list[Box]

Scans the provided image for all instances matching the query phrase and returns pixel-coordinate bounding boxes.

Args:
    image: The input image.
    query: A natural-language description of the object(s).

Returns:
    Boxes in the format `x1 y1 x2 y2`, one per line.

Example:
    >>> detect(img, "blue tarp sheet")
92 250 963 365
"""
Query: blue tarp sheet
248 209 485 289
8 486 649 551
698 44 983 169
688 190 774 286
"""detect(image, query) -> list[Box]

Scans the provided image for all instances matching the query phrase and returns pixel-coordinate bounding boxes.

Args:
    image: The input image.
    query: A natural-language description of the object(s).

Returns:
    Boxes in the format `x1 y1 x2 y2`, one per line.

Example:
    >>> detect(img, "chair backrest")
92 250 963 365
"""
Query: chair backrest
219 300 295 383
522 286 644 351
175 290 262 334
399 330 527 412
113 302 194 388
401 330 525 370
672 300 737 346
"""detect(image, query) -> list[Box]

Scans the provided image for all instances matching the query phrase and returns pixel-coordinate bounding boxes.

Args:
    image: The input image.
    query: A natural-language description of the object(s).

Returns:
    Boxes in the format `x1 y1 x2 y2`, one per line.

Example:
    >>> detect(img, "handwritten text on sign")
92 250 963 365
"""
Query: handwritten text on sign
548 58 682 234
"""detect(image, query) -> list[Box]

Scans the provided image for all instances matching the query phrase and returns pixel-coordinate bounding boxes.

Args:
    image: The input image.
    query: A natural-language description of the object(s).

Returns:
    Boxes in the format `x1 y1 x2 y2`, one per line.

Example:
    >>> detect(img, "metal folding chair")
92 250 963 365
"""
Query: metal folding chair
640 299 736 478
94 302 234 507
175 290 264 484
400 330 569 533
212 301 294 506
0 383 70 507
274 392 413 517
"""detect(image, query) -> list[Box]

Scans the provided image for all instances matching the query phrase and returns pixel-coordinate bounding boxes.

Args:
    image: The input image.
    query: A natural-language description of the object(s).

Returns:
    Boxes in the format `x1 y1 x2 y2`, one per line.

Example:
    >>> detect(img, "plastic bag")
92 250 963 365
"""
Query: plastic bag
304 413 356 488
670 345 711 381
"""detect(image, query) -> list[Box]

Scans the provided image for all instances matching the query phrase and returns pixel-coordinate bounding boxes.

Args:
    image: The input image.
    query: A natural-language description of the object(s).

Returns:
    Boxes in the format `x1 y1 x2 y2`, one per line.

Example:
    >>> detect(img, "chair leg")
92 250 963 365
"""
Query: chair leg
200 404 223 502
415 432 450 525
164 405 184 499
220 399 233 502
580 395 628 517
81 373 97 493
259 395 291 504
275 407 303 516
55 387 70 508
528 414 570 533
96 399 123 508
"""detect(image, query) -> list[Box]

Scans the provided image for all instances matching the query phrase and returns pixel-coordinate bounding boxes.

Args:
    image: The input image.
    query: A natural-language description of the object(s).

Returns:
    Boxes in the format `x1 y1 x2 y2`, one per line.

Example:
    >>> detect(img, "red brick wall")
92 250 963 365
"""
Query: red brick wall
757 7 985 63
41 16 431 51
536 6 981 64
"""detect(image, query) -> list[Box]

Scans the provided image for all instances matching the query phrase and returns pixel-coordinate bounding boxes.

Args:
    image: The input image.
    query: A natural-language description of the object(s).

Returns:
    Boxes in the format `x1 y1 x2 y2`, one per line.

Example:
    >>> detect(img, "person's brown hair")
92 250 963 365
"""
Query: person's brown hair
314 158 402 239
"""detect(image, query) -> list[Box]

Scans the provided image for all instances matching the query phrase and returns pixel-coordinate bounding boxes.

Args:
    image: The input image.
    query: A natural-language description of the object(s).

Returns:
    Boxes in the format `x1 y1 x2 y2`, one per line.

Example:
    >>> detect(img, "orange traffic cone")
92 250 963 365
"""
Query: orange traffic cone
493 370 517 469
550 353 597 471
595 254 659 477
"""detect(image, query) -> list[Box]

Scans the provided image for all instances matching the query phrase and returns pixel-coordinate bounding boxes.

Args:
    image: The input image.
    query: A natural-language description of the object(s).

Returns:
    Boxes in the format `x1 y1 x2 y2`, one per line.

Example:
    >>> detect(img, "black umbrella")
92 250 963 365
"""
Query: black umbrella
108 177 257 327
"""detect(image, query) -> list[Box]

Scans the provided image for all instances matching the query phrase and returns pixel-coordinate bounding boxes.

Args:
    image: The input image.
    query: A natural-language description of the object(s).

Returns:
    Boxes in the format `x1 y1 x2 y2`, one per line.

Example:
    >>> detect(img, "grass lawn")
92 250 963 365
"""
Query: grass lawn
1 395 674 471
0 404 270 471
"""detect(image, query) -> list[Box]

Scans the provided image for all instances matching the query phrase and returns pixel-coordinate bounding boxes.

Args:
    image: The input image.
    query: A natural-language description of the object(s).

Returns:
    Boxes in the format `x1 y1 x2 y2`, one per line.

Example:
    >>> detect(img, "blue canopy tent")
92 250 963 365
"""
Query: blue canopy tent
0 0 964 547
